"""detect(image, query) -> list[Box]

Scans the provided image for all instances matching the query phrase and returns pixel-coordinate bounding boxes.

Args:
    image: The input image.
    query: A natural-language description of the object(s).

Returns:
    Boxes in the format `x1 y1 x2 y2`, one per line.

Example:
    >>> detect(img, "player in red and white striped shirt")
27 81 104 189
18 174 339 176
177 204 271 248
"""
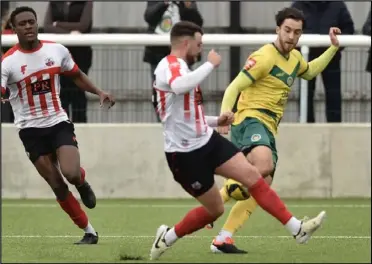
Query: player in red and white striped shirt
150 21 326 261
1 6 115 244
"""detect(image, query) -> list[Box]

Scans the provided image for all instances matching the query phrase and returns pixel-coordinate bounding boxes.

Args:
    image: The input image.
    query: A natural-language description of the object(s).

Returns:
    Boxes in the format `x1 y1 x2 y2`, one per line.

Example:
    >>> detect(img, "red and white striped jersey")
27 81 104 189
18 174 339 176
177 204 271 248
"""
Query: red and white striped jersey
154 55 215 152
1 40 79 129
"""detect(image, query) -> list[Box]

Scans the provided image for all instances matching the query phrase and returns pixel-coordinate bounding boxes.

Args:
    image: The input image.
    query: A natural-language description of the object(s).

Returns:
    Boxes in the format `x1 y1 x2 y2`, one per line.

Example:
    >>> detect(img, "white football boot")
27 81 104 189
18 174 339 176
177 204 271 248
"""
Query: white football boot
295 211 326 244
150 225 171 260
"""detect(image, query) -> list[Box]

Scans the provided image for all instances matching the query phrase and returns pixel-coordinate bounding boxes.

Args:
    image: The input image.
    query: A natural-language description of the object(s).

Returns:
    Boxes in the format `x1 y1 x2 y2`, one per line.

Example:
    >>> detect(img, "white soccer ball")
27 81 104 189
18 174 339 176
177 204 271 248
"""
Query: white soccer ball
225 179 250 201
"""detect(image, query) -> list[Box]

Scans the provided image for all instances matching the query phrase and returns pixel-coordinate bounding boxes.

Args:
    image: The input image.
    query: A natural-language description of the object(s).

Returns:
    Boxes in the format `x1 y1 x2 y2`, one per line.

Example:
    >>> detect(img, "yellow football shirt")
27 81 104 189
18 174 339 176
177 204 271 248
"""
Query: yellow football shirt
221 43 339 135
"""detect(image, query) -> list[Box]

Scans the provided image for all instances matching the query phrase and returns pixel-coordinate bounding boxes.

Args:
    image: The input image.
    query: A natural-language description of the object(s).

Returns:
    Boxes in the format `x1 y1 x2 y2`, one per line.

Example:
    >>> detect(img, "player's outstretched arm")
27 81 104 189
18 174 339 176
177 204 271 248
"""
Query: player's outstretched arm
170 62 214 94
59 44 115 108
298 27 341 80
205 112 234 127
220 53 271 113
71 71 115 108
169 49 221 95
205 116 219 127
220 73 252 113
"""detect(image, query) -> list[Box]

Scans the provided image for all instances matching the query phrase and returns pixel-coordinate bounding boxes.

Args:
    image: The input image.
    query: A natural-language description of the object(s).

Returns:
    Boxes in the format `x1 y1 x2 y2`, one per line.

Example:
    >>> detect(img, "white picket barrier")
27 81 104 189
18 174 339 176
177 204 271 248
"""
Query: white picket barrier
2 33 370 122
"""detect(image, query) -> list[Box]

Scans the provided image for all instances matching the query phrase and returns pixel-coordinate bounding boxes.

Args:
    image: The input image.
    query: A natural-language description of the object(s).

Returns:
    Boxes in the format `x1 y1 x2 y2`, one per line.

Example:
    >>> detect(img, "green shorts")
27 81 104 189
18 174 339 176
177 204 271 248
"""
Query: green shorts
231 117 278 172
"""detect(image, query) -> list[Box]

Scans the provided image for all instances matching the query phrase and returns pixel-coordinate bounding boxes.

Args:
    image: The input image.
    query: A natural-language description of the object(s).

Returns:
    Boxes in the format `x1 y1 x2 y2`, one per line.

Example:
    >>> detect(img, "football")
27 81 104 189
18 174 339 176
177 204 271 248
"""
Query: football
225 179 250 201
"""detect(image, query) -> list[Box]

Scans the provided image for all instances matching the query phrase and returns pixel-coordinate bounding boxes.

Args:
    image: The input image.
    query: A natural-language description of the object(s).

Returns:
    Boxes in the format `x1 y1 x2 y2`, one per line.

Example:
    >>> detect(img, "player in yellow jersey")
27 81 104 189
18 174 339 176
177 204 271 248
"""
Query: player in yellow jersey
209 7 341 254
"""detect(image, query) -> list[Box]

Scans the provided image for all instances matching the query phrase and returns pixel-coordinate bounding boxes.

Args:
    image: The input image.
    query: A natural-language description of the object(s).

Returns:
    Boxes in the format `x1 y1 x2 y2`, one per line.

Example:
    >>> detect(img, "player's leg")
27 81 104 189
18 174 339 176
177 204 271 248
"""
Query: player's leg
19 126 98 244
212 118 277 253
213 133 326 245
53 121 96 209
158 184 225 246
218 118 275 202
34 155 98 244
151 184 224 260
150 141 226 260
217 125 240 204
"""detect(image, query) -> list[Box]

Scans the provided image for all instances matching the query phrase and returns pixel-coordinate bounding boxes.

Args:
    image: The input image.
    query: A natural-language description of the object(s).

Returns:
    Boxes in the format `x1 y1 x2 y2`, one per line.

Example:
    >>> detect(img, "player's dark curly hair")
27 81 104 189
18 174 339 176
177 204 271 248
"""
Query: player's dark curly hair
275 7 305 28
10 6 37 27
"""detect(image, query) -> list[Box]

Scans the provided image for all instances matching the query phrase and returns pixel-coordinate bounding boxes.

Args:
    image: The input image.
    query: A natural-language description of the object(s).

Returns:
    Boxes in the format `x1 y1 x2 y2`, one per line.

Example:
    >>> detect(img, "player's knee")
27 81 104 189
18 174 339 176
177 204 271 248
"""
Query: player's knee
61 167 81 185
249 156 274 177
242 163 262 187
210 203 225 219
248 146 274 177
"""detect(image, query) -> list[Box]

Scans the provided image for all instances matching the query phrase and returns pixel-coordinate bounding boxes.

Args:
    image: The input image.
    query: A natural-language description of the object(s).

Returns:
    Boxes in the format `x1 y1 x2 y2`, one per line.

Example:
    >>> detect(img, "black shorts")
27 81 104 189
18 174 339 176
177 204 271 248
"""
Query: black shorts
165 130 240 197
19 121 78 163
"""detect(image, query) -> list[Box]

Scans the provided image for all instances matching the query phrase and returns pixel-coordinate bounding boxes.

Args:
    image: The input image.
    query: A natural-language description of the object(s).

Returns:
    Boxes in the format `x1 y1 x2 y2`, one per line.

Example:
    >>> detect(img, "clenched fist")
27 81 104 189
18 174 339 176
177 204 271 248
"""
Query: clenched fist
216 111 234 134
207 49 222 68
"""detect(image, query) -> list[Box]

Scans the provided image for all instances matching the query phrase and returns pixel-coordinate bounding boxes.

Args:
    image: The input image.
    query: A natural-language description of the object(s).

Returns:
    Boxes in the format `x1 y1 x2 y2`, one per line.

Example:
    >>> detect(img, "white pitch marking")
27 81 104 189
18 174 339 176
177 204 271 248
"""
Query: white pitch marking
2 235 370 239
2 203 370 208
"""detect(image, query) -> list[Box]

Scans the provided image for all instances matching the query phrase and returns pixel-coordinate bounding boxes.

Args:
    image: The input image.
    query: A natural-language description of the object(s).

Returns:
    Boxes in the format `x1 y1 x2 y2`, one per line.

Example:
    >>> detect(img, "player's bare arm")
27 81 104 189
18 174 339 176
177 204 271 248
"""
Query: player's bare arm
70 70 115 108
298 27 341 80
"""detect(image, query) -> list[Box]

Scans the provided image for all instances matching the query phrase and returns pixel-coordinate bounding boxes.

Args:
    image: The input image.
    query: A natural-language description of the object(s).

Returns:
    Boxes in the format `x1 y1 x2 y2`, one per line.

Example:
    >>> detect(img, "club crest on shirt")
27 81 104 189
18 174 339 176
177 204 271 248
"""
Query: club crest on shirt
45 57 55 67
244 58 256 70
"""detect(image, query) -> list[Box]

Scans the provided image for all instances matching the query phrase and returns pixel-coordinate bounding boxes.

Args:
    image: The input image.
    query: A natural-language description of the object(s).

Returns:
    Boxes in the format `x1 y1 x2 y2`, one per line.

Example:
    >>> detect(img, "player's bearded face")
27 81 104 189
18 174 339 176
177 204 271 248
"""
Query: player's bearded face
277 19 303 53
13 11 38 43
186 33 203 64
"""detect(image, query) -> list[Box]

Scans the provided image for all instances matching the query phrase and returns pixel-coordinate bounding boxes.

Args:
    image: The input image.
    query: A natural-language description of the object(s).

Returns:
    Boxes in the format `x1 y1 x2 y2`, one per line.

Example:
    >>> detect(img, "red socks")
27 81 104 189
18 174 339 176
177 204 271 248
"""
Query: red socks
57 191 88 229
172 178 293 238
249 178 292 225
80 167 86 185
174 206 217 238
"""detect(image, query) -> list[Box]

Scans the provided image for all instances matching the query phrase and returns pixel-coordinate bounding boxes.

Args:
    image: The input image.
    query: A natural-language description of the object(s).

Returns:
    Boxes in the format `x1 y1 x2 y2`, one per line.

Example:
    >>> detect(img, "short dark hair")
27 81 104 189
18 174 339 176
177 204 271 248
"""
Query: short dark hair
10 6 37 27
170 21 203 41
275 7 305 28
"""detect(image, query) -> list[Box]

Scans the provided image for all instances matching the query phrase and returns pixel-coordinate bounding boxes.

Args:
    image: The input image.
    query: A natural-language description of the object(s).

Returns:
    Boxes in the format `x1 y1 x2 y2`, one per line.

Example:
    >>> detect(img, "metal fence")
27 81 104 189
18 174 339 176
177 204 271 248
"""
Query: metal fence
85 45 371 123
0 45 370 124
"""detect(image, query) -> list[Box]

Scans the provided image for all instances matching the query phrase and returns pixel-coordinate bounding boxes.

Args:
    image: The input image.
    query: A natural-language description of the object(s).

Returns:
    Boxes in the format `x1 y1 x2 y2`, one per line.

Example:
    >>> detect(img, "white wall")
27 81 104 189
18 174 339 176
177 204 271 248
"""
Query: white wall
2 124 370 199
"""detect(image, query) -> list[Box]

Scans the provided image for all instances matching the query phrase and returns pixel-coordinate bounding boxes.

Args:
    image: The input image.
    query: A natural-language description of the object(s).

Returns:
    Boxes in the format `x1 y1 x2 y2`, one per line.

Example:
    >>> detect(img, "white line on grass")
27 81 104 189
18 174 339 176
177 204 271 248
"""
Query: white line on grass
2 203 370 208
2 235 370 239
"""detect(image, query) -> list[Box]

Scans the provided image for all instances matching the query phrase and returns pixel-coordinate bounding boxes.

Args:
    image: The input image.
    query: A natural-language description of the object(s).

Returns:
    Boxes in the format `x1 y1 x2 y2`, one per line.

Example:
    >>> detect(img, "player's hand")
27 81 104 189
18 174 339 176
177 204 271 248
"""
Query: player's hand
99 91 115 109
329 27 341 47
70 30 81 35
207 49 221 68
1 98 9 104
217 111 234 126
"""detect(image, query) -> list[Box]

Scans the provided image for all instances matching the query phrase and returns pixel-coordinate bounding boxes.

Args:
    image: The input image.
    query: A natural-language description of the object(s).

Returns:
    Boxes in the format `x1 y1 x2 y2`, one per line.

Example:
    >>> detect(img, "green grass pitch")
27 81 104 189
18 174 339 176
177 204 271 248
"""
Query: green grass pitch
2 198 371 263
